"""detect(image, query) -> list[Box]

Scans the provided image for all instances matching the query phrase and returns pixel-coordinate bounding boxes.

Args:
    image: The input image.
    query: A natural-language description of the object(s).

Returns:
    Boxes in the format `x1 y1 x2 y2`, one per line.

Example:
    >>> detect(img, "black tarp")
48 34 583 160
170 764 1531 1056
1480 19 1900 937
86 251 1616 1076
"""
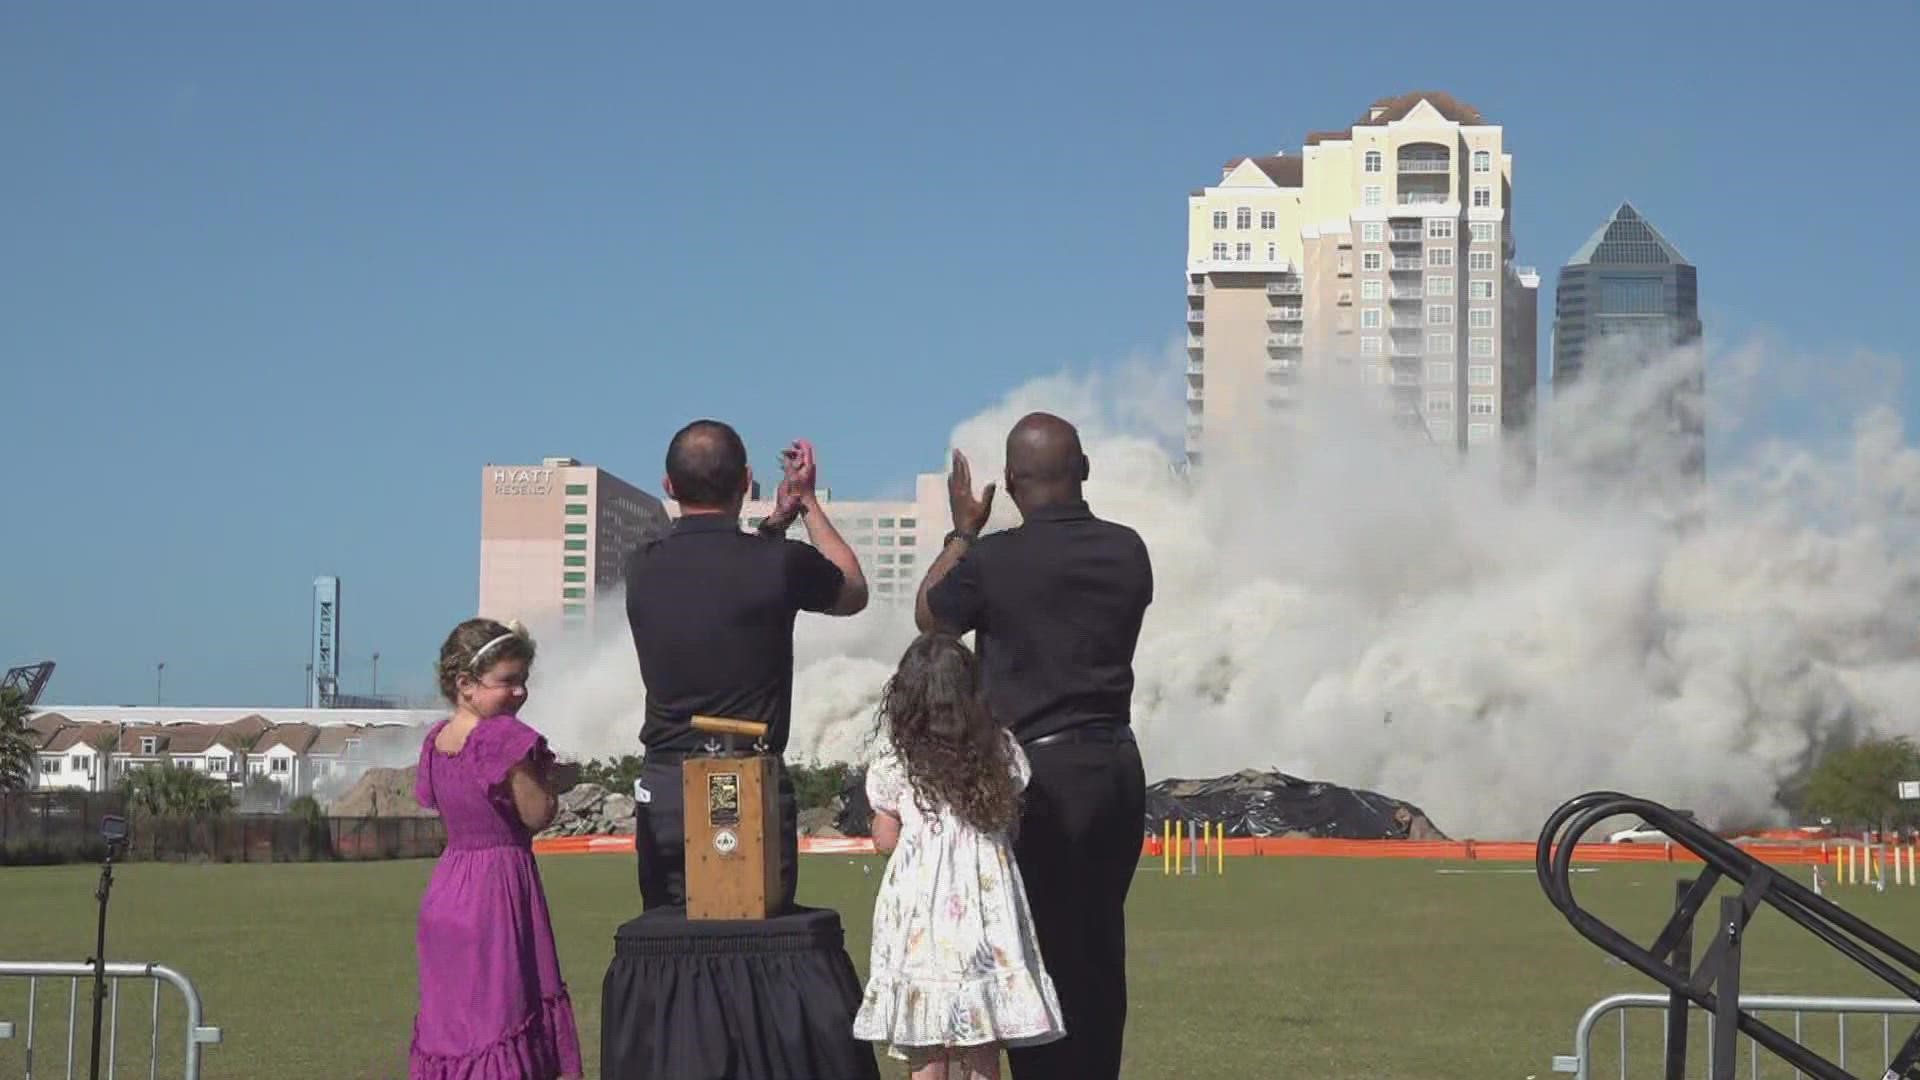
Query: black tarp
831 767 1444 841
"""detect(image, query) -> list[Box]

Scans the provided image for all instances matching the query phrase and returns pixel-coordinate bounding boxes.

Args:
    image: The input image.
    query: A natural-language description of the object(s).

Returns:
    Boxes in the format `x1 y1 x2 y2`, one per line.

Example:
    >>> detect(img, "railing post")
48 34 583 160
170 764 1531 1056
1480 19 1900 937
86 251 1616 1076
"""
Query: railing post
1712 896 1744 1080
1665 878 1693 1080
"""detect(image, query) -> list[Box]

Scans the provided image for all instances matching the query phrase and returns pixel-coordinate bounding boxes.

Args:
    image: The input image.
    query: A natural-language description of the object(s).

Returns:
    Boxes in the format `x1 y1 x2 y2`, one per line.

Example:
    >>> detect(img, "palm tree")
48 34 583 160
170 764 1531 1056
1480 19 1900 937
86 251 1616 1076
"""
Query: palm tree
88 730 118 794
121 763 234 818
0 688 36 794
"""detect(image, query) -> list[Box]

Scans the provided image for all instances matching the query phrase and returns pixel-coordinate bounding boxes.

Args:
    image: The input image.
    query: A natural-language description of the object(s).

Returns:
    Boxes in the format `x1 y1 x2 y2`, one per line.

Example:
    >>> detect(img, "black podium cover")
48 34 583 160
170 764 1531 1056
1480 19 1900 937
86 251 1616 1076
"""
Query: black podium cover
600 906 881 1080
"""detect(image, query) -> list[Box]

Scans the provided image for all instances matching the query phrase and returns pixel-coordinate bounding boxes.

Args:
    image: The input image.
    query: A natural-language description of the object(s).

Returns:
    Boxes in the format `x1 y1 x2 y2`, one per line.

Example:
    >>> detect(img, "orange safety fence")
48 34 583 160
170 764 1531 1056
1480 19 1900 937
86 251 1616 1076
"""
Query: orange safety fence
532 834 1850 865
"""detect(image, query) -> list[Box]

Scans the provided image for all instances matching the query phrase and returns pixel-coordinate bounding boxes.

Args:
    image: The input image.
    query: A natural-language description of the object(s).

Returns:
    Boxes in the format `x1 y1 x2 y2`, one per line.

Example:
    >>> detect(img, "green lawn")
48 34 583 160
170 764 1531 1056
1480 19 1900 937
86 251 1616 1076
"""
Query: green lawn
1 855 1914 1078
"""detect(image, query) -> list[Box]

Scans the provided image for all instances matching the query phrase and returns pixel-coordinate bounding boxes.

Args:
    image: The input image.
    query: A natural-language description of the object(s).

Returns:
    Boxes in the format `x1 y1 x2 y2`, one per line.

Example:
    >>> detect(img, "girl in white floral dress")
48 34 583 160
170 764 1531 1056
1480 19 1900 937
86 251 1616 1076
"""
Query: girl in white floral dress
853 633 1065 1079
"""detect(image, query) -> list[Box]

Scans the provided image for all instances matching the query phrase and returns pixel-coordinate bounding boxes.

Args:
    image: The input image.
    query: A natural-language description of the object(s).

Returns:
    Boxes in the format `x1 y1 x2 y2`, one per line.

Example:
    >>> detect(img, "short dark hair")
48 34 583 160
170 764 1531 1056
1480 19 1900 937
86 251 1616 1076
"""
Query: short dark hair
665 420 748 506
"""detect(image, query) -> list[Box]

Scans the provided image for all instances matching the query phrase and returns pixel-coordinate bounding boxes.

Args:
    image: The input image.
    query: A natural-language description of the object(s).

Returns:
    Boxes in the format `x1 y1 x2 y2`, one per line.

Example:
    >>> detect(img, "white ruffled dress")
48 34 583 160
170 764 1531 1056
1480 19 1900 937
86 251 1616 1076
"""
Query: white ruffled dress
852 734 1065 1061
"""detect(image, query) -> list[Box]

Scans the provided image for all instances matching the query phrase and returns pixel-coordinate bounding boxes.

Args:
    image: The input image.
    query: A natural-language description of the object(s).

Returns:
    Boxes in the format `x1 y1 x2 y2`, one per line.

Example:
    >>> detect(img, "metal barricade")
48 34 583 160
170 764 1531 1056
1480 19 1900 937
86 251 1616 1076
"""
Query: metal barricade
1553 993 1920 1079
0 961 222 1079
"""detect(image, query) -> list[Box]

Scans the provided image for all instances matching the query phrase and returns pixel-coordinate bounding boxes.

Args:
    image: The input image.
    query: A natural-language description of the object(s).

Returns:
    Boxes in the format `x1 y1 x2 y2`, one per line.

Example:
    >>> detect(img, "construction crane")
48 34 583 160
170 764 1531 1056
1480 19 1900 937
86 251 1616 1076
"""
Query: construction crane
2 662 56 706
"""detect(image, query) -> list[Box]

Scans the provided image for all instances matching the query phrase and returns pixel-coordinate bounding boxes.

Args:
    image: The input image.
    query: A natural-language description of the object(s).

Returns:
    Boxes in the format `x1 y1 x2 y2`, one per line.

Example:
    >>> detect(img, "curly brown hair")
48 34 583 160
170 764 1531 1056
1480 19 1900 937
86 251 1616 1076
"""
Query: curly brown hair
436 618 537 705
872 633 1021 836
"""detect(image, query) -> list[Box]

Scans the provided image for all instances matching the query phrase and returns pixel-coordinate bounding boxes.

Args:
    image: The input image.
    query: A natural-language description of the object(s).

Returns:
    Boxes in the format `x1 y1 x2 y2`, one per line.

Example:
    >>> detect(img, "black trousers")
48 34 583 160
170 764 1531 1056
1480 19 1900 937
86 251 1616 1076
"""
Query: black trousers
1007 737 1146 1080
632 757 800 913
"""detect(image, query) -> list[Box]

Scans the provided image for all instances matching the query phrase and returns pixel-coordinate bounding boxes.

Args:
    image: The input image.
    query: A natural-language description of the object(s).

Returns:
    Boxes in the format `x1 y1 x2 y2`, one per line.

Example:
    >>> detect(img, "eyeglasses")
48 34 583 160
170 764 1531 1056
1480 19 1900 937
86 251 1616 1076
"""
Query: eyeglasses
474 677 528 692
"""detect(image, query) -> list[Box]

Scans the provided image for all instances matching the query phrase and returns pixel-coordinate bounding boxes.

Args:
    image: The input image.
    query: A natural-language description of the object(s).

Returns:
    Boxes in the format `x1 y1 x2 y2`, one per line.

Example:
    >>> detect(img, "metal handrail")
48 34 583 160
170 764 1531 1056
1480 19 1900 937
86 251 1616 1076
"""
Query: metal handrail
0 961 222 1078
1553 992 1920 1079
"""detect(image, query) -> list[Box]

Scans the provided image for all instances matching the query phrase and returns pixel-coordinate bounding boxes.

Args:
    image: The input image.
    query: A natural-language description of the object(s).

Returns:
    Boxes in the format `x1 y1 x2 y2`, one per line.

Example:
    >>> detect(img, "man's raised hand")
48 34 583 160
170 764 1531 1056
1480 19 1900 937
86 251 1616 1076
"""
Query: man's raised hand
947 449 996 536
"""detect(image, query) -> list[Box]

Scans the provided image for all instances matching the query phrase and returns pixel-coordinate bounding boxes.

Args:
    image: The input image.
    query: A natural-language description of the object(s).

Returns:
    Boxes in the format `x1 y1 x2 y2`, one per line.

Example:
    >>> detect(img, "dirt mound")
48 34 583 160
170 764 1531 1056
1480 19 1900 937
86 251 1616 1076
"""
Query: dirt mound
327 766 434 818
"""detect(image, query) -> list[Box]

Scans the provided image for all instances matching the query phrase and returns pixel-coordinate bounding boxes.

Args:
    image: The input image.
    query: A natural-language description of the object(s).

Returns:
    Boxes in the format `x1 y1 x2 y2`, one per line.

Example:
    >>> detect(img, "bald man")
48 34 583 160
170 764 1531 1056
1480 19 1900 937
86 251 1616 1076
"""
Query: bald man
916 412 1153 1080
624 420 868 911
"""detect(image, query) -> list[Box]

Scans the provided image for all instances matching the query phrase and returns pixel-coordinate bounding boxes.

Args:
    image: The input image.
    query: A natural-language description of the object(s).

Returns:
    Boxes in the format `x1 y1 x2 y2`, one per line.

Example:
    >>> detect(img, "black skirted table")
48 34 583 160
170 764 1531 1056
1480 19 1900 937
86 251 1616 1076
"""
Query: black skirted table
600 905 882 1080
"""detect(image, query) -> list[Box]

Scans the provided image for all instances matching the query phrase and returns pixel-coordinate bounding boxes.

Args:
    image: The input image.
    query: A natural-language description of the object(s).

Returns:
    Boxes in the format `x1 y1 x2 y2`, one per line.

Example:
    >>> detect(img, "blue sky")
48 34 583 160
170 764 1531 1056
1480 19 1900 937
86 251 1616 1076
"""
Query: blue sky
2 3 1912 708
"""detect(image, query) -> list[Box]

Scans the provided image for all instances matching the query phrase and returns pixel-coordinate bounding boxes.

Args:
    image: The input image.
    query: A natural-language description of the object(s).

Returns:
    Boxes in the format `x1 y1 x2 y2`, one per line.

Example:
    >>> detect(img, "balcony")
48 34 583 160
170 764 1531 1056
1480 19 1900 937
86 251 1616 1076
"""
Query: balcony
1391 256 1424 272
1187 280 1204 297
1390 227 1423 244
1266 358 1298 378
1398 158 1451 174
1186 358 1204 375
1186 308 1204 324
1389 287 1423 302
1388 316 1423 330
1266 306 1303 322
1390 343 1424 358
1266 333 1304 349
1187 385 1204 403
1266 281 1304 296
1187 336 1203 351
1397 191 1450 206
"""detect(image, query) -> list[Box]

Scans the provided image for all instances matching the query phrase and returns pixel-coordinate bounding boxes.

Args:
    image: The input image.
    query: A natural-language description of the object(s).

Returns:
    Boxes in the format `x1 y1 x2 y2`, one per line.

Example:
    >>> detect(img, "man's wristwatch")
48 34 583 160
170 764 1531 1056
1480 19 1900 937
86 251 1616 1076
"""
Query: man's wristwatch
943 529 977 546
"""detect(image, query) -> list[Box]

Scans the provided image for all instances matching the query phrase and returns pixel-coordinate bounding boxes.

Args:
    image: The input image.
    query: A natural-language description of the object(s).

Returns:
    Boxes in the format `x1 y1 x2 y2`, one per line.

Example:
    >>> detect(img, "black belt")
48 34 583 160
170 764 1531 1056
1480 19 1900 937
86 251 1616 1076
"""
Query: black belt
1021 724 1135 750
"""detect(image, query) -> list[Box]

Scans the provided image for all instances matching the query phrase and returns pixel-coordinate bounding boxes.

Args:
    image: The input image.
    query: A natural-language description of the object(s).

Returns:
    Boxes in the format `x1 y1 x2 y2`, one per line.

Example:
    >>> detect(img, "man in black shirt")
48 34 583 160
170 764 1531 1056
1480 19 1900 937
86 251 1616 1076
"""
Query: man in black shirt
916 411 1153 1080
624 420 867 911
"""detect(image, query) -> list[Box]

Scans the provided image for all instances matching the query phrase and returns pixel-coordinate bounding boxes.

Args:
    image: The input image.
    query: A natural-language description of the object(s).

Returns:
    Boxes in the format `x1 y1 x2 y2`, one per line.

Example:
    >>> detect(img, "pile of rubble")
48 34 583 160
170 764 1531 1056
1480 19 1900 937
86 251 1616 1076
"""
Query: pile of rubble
327 766 436 818
536 783 638 838
832 766 1445 841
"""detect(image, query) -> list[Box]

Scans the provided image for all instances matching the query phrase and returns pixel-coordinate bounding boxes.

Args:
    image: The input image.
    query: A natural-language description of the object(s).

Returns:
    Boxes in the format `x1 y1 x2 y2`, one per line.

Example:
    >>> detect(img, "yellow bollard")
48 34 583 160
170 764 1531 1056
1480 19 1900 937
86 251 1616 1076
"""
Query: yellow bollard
1162 819 1171 876
1175 820 1184 875
1217 822 1225 876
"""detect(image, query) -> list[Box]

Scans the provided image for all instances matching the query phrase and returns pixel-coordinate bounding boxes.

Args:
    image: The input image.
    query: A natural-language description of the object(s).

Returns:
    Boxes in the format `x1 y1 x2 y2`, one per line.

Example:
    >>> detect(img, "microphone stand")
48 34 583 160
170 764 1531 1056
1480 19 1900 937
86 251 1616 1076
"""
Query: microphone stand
88 826 126 1080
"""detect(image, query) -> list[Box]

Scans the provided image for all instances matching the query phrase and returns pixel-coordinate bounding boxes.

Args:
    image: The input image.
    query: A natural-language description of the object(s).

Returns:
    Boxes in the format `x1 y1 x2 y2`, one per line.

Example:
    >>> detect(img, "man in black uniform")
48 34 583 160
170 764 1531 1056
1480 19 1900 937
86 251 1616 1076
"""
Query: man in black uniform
624 420 867 911
915 411 1153 1080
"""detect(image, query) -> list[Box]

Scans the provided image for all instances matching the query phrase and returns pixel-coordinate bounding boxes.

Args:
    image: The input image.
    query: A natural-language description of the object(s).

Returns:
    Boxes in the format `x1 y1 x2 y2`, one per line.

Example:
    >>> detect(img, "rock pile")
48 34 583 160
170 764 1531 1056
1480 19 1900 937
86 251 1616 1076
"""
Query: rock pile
537 783 638 838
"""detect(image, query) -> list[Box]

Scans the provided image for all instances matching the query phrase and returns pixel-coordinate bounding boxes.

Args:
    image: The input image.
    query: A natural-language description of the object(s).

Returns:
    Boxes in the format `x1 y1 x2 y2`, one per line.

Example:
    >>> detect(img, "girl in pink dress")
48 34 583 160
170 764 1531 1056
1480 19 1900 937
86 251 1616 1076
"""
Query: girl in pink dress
410 618 583 1080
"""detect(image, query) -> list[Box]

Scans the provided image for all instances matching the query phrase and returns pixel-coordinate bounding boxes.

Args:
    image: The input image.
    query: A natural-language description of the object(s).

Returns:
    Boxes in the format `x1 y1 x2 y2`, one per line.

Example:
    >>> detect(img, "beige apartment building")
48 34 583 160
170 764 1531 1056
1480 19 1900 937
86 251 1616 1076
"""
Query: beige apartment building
477 457 669 628
1185 92 1538 469
731 471 947 607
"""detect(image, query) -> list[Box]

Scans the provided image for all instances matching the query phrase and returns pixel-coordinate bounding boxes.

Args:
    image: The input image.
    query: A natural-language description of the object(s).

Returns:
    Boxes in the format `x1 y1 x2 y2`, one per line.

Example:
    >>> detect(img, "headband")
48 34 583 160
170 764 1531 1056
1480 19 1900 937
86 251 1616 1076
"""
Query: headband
469 619 530 669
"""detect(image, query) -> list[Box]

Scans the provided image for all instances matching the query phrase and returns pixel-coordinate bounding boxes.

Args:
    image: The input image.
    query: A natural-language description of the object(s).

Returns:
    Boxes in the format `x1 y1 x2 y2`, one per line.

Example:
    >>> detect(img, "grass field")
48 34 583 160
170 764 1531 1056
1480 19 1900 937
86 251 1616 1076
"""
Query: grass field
1 854 1914 1078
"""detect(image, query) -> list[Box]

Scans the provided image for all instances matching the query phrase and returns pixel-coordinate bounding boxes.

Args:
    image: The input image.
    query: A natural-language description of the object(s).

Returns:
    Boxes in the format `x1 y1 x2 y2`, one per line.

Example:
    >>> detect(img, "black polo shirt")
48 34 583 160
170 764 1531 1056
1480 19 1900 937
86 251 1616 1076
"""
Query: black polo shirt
624 514 845 756
925 500 1152 740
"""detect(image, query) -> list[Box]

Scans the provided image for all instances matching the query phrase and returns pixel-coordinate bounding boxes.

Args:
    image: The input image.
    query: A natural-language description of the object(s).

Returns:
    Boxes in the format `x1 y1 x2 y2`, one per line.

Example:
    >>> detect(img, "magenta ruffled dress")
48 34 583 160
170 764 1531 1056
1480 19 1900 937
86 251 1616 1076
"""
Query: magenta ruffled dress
410 714 583 1080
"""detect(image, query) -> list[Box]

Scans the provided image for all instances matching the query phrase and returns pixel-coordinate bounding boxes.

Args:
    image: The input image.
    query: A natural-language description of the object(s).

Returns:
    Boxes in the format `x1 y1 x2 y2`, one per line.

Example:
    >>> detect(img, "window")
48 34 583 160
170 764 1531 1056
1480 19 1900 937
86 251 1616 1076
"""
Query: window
1363 186 1383 207
1469 364 1496 385
1266 243 1277 261
1472 187 1492 208
565 504 588 515
1427 335 1453 356
877 535 894 546
1426 392 1454 414
1468 308 1495 328
1428 247 1453 268
1472 150 1491 174
877 517 895 528
565 571 587 583
563 587 586 599
564 555 586 567
565 539 587 551
1469 422 1495 443
1364 150 1383 173
1426 360 1455 381
41 758 61 774
270 757 290 774
1470 222 1495 243
898 554 915 565
1361 280 1383 300
566 522 590 535
1470 280 1495 299
1211 241 1228 260
1261 210 1276 229
878 553 894 564
1427 219 1454 240
1468 396 1496 417
1212 210 1228 229
1393 367 1419 386
876 568 894 579
141 736 158 754
1361 309 1382 329
1236 207 1252 230
899 517 916 528
1427 305 1454 325
565 484 589 495
1235 242 1252 261
563 603 586 616
1427 275 1454 296
899 536 917 547
1469 251 1496 272
1362 222 1384 243
1337 289 1353 305
875 583 894 595
1470 337 1495 357
1362 252 1383 271
1360 336 1382 356
1599 276 1667 314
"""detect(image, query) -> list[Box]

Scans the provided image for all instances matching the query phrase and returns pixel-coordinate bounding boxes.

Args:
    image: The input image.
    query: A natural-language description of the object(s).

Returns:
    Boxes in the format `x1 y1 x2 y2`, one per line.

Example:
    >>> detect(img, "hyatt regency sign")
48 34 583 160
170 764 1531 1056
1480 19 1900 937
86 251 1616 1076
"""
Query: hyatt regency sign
493 468 555 497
